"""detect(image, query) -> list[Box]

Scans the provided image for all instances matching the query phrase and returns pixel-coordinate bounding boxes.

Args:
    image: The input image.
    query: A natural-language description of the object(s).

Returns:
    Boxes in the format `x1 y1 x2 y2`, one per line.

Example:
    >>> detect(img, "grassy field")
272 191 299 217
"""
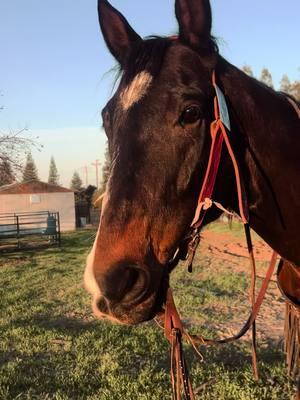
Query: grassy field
0 225 294 399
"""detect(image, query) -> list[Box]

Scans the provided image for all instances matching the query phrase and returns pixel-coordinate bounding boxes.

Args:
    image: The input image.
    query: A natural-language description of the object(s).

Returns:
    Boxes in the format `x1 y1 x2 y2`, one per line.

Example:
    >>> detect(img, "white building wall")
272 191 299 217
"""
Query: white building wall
0 192 75 231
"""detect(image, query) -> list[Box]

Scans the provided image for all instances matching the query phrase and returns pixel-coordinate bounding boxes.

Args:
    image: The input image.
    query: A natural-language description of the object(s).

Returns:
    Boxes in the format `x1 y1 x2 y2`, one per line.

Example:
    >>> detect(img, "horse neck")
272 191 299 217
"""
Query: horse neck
217 59 300 264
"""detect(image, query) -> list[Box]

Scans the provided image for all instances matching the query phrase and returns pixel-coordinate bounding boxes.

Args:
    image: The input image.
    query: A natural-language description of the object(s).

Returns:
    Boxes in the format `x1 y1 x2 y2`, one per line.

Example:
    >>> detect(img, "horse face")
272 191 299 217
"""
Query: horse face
84 0 217 324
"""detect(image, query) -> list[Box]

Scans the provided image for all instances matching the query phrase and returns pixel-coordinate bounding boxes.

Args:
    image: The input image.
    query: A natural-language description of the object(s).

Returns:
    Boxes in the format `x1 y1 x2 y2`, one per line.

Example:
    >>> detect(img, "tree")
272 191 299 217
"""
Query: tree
290 80 300 101
260 68 274 89
242 65 254 77
75 185 97 203
0 158 14 186
1 95 41 175
22 153 39 182
280 74 292 93
0 126 40 176
48 156 60 185
100 143 111 193
279 73 300 101
70 171 83 191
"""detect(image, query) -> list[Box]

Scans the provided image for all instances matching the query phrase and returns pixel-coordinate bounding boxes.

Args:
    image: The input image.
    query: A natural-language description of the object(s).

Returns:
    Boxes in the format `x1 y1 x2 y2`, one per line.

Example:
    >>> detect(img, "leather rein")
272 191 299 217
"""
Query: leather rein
160 71 281 400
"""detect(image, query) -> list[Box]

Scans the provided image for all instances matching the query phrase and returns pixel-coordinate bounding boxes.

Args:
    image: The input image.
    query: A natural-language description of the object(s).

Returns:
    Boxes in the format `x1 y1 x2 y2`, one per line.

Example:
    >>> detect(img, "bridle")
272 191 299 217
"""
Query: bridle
95 65 299 399
167 70 249 273
160 70 282 400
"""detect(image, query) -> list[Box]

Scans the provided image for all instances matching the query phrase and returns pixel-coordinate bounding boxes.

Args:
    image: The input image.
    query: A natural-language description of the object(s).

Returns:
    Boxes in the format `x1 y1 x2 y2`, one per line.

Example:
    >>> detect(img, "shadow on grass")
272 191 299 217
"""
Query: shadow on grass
0 245 63 260
182 336 285 371
31 314 98 333
182 338 290 397
0 229 96 260
0 313 98 338
1 317 291 400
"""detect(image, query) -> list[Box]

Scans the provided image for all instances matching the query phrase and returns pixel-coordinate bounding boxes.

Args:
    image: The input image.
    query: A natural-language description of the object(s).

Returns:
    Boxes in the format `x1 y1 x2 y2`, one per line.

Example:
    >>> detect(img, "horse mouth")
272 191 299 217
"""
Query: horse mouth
92 269 169 325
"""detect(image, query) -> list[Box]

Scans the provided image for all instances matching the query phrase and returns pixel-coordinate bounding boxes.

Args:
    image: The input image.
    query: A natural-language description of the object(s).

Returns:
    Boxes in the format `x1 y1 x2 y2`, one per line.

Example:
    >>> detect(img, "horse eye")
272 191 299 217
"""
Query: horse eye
180 105 202 126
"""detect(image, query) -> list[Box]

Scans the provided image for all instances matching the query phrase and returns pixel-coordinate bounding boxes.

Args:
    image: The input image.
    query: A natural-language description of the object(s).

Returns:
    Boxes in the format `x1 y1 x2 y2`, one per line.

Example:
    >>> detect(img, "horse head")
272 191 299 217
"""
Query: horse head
84 0 235 325
84 0 300 325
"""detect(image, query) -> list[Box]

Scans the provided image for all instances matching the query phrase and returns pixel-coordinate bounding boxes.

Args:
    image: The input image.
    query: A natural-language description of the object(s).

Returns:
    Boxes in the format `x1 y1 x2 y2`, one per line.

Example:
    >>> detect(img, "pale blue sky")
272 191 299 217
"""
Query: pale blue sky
1 0 299 186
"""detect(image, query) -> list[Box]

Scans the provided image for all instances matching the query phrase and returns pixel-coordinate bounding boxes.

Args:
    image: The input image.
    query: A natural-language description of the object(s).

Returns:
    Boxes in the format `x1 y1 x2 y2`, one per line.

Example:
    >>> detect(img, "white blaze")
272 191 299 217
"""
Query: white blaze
120 71 153 110
84 237 101 298
84 192 109 299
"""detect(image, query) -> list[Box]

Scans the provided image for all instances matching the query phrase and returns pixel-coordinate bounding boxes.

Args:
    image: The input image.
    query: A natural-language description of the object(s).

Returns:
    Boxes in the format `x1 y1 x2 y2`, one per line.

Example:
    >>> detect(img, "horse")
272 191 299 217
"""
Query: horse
84 0 300 386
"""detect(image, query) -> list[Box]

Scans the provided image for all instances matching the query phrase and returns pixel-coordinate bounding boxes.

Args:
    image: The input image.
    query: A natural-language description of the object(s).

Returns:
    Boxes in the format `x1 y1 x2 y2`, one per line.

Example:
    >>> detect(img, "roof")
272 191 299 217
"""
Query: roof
0 181 74 195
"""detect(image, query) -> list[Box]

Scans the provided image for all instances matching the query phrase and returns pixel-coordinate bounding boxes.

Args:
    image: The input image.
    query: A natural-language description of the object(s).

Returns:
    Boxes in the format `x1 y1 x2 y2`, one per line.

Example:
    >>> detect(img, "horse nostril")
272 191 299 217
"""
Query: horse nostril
123 266 149 303
97 297 109 315
97 264 150 304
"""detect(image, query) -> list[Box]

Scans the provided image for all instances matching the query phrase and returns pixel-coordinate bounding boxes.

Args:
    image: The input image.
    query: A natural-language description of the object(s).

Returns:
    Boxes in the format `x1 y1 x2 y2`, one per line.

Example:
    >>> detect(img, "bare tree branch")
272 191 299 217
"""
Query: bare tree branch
0 97 42 179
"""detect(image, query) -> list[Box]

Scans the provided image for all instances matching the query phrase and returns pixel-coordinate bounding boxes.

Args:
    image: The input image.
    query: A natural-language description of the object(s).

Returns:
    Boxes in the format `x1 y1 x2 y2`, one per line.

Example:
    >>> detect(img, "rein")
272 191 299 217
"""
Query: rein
161 71 280 399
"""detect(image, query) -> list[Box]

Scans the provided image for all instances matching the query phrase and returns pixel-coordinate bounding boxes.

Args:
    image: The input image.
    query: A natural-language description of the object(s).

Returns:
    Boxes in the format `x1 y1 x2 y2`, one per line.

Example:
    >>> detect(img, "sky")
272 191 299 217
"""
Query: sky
1 0 299 187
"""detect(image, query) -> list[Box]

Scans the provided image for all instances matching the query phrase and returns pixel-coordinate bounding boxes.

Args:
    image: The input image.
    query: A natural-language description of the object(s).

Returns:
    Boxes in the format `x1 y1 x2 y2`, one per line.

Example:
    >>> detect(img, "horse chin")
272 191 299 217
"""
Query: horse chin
112 293 163 325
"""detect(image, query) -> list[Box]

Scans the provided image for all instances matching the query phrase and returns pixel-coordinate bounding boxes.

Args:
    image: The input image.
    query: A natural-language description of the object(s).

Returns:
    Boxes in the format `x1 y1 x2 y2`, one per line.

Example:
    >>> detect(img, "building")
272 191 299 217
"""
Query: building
0 181 75 231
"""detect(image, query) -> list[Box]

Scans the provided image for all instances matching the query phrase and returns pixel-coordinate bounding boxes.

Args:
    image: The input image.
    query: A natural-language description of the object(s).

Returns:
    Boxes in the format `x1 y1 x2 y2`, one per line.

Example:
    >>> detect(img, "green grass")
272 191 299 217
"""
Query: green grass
0 227 293 399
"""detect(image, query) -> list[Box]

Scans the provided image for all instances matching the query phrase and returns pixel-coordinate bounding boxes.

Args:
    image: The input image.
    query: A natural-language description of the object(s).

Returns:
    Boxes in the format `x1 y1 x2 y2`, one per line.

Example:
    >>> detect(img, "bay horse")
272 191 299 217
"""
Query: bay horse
84 0 300 385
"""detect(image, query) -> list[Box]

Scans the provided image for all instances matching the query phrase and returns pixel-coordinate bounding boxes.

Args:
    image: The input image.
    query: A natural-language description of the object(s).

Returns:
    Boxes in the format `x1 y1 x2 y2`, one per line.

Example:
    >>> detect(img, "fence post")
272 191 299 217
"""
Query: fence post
16 216 20 249
57 212 61 246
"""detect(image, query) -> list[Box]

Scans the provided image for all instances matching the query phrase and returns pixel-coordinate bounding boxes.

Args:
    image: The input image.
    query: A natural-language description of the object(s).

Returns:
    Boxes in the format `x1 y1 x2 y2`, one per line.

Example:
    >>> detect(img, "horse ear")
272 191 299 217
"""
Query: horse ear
98 0 142 65
175 0 213 52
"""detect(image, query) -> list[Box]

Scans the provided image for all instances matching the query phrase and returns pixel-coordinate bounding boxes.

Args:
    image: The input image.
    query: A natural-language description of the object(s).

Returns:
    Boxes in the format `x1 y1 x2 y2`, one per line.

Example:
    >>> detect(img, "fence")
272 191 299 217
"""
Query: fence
0 211 61 249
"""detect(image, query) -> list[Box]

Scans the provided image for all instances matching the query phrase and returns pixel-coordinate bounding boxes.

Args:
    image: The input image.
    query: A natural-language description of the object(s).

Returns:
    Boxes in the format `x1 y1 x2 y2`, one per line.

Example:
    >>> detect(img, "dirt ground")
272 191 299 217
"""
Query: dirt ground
200 228 285 342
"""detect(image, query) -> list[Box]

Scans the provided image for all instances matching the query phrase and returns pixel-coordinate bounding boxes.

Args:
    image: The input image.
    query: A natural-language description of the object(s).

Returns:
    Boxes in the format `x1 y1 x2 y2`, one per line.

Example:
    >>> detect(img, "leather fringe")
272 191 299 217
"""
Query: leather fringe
285 302 300 378
170 329 195 400
164 250 277 400
165 290 196 400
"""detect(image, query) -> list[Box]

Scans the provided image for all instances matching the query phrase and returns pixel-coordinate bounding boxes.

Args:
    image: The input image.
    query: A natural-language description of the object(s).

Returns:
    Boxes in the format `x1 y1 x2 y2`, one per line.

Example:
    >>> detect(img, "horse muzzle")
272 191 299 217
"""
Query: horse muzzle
85 258 168 325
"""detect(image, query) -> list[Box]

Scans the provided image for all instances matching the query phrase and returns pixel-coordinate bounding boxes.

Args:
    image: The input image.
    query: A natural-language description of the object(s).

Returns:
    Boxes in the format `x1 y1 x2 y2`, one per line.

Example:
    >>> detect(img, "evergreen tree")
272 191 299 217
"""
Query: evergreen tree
0 159 14 186
70 171 83 191
290 80 300 101
280 74 292 93
100 144 111 193
260 68 274 89
242 65 254 77
48 156 60 185
22 153 39 182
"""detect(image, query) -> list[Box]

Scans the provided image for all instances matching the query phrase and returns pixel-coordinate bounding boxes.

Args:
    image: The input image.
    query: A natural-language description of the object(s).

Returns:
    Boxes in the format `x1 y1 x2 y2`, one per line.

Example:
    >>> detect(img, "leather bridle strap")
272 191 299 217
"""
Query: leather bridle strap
163 71 280 398
187 250 278 346
191 71 248 229
164 290 195 400
245 223 258 380
164 251 278 398
186 71 255 376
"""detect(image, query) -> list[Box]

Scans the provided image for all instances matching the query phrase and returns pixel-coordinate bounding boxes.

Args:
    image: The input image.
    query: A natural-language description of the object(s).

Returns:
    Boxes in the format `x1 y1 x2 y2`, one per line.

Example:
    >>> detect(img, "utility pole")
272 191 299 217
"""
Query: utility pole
91 160 101 188
84 165 88 187
80 165 89 187
80 165 90 187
